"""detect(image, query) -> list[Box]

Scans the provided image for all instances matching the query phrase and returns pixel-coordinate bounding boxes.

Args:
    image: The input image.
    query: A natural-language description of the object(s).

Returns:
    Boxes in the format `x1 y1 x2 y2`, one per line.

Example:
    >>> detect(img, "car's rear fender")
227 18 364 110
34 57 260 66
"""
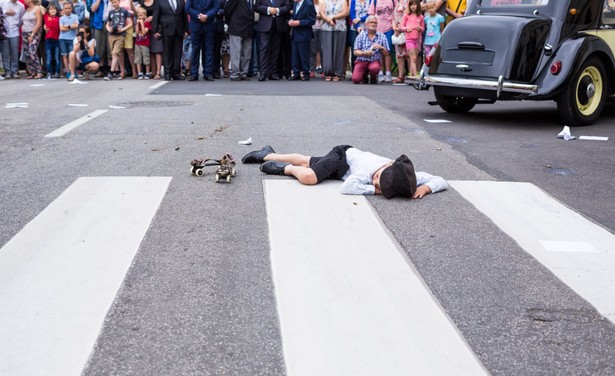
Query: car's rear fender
532 35 615 98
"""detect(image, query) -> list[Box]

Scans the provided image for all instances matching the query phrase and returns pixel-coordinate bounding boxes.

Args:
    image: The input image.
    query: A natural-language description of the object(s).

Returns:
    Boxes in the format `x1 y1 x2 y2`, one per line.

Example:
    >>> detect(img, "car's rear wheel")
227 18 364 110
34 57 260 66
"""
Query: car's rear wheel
556 57 606 126
434 87 478 113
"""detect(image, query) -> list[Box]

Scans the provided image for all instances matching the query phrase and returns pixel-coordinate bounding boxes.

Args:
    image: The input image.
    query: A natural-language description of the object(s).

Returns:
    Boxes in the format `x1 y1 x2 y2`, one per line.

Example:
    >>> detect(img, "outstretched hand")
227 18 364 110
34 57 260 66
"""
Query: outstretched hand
412 185 432 199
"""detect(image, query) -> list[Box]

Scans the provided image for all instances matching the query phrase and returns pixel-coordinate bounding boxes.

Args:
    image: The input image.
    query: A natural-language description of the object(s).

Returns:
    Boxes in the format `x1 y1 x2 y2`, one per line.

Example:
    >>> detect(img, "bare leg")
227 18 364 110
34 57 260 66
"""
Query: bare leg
263 153 311 167
284 165 318 185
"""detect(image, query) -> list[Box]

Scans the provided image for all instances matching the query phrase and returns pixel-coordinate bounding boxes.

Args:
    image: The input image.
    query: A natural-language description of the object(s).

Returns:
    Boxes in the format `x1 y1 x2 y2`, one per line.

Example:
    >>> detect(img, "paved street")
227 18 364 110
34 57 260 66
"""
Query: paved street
1 77 614 375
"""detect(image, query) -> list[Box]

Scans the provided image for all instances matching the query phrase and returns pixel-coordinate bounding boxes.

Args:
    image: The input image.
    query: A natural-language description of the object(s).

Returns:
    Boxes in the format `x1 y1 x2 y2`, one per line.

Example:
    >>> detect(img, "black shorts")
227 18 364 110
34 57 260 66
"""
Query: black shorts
309 145 352 183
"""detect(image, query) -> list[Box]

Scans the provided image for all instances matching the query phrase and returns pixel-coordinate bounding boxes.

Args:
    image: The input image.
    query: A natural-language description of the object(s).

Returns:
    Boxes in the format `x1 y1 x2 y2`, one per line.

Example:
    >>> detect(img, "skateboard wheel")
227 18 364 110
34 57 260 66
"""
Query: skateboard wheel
190 167 196 175
231 168 237 177
226 175 231 183
215 174 220 183
195 169 204 176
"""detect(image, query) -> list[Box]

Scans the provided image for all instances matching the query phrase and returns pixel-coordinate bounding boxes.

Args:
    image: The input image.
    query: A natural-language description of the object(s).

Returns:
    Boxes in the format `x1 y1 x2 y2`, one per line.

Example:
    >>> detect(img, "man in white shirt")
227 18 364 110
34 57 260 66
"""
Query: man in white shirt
0 0 25 78
242 145 448 199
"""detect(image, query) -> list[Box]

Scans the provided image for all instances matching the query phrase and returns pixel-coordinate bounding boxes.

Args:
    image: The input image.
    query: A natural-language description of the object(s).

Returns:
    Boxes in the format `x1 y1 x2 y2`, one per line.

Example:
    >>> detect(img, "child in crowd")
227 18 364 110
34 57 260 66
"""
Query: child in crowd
72 0 86 23
105 0 132 80
310 0 323 77
401 0 423 77
43 2 61 78
68 25 99 80
134 6 150 79
181 32 192 78
59 1 79 76
423 0 444 57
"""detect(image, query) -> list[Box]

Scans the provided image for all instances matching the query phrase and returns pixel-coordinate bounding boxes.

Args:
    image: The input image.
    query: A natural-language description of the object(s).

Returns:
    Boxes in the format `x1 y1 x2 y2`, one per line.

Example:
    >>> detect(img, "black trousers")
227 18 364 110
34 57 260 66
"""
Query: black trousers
259 24 281 77
162 33 183 78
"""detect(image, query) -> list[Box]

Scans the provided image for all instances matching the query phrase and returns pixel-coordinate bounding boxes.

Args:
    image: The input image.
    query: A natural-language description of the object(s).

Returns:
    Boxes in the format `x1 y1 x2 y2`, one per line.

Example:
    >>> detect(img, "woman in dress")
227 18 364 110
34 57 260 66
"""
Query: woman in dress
319 0 348 81
22 0 44 78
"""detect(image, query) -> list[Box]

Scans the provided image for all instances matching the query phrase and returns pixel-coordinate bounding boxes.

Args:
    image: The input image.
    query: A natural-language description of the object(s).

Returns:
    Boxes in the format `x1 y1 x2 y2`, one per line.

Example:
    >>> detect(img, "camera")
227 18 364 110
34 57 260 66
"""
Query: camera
112 26 120 34
78 32 86 49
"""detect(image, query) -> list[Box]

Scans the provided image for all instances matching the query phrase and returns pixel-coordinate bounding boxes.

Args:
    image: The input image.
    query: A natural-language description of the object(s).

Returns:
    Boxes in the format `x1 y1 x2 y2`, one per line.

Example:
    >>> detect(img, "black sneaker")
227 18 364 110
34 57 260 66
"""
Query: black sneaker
260 161 289 175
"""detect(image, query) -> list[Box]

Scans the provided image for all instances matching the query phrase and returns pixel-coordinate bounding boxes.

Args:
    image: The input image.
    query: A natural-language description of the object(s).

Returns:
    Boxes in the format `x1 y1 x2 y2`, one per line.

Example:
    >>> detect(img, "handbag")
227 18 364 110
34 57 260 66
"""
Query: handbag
391 33 405 45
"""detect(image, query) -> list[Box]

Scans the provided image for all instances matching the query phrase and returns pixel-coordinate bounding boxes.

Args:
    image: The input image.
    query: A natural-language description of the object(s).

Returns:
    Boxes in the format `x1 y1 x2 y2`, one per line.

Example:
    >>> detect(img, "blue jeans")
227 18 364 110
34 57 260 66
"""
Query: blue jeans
45 39 61 74
1 37 20 75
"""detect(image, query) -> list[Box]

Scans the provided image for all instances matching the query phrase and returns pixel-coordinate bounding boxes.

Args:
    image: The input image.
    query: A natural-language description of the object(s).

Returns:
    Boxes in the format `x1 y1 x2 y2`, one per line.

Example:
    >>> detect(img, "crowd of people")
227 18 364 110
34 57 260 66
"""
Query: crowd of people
0 0 469 82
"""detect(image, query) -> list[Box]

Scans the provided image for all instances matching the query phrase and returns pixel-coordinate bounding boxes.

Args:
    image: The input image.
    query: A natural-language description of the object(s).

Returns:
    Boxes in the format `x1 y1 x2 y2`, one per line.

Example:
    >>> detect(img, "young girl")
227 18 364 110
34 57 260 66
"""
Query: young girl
43 3 61 78
22 0 44 79
68 26 99 81
401 0 423 77
423 0 444 57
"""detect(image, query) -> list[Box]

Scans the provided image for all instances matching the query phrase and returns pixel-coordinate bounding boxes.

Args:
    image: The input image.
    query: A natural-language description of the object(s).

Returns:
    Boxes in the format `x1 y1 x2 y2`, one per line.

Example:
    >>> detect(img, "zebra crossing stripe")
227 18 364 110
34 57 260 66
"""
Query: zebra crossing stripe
450 180 615 323
0 177 172 376
265 180 487 376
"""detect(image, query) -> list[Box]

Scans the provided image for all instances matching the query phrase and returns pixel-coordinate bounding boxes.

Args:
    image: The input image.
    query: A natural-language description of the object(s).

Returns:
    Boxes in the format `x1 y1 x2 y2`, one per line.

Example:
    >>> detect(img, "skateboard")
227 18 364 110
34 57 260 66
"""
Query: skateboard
190 153 237 183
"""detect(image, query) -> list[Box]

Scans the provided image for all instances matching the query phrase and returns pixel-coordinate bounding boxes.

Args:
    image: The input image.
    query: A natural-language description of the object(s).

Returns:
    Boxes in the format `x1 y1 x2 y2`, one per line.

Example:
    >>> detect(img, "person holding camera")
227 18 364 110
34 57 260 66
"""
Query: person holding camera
68 26 100 80
105 0 133 80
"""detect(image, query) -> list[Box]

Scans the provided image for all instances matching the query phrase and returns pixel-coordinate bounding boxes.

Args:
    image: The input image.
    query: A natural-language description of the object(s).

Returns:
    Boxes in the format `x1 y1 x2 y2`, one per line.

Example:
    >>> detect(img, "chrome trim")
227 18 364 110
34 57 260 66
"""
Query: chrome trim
407 75 538 94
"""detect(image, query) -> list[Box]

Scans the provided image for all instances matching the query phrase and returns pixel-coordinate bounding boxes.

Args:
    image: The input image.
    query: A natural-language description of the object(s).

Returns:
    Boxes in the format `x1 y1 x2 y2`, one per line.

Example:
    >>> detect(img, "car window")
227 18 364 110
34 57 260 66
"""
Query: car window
604 0 615 24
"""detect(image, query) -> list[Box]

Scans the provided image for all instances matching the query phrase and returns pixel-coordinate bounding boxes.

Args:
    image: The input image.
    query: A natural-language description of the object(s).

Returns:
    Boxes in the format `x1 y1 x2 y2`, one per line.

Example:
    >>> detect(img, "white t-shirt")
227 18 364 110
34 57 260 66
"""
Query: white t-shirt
72 37 97 62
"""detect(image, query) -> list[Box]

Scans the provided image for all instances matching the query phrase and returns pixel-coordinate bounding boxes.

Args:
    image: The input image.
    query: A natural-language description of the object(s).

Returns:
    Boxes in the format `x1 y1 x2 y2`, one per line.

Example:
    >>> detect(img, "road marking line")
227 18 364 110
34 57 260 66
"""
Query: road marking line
579 136 609 141
44 109 107 138
424 119 451 123
450 180 615 323
265 180 487 376
149 81 168 90
0 176 172 376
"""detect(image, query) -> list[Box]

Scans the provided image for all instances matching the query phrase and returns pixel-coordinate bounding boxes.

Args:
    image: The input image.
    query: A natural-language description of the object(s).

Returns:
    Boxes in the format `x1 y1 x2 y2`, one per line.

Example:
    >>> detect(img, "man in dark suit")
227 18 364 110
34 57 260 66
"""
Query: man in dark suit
224 0 254 80
254 0 291 81
152 0 189 80
288 0 315 80
186 0 218 80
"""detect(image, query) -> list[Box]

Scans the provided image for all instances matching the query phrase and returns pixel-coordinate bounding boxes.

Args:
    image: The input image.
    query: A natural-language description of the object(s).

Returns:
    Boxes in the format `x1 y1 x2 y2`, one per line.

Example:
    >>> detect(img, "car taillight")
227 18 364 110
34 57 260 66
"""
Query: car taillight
550 61 562 75
425 55 433 66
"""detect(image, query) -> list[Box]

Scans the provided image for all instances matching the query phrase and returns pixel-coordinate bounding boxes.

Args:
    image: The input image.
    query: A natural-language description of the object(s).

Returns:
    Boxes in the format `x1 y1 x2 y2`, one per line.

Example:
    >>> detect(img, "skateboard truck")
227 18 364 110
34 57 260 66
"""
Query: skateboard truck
190 153 237 183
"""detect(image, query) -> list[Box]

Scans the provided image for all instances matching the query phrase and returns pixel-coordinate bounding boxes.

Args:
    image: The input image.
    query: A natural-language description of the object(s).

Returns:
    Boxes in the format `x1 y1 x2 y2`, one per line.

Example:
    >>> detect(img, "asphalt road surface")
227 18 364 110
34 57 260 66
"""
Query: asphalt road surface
1 76 614 376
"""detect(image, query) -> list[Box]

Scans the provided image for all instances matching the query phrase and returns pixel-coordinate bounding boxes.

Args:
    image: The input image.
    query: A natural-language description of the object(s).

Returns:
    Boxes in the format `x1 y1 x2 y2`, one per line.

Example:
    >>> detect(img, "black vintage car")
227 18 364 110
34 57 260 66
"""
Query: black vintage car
410 0 615 126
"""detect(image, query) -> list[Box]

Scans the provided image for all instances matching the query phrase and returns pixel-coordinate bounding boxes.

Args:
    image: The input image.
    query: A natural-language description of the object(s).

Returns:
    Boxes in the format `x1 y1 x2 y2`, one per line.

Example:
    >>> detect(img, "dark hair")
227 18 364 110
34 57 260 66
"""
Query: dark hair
407 0 421 16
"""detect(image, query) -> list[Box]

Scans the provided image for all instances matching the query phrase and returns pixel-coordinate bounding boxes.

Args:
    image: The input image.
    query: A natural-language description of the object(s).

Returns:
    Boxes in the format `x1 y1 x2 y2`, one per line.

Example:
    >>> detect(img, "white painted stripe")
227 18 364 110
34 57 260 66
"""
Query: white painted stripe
424 119 451 123
0 176 172 376
44 109 107 138
149 81 168 90
450 181 615 323
579 135 609 141
265 180 486 376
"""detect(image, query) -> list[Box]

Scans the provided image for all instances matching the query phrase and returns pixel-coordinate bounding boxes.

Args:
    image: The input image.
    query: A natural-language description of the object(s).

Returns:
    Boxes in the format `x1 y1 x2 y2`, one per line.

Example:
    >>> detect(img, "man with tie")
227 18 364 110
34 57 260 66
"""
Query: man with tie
288 0 315 80
186 0 219 80
152 0 189 80
254 0 291 80
225 0 255 80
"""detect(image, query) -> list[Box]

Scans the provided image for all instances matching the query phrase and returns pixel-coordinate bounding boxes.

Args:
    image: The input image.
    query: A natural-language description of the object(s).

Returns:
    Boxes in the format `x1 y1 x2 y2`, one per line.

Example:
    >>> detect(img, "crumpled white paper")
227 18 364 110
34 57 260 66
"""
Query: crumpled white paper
238 137 252 145
557 126 576 141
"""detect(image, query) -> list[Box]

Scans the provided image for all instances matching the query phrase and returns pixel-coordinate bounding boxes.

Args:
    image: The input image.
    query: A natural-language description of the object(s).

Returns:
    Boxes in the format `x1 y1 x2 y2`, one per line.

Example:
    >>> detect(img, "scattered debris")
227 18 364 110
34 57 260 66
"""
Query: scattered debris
557 126 576 141
238 137 252 145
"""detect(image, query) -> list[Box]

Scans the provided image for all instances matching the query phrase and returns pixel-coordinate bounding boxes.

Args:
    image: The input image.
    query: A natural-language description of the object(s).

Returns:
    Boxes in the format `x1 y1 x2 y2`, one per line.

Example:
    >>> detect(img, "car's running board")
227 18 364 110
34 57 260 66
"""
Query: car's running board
428 99 497 106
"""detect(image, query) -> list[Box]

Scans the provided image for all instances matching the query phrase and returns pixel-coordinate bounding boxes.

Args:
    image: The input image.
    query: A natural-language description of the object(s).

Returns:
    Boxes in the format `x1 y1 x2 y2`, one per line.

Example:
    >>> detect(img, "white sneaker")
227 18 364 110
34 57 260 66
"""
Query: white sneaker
378 72 385 82
384 74 392 83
